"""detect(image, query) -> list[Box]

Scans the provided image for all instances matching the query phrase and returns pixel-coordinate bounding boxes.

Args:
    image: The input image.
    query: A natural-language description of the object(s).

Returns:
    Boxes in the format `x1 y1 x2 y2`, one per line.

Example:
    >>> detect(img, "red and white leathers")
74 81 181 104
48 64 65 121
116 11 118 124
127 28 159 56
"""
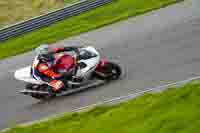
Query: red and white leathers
31 46 79 92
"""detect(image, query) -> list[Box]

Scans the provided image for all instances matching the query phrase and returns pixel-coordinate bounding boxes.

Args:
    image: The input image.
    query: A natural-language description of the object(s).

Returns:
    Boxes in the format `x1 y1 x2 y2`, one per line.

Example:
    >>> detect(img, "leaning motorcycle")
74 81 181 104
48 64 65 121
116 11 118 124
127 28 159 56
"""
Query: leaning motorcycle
14 46 122 100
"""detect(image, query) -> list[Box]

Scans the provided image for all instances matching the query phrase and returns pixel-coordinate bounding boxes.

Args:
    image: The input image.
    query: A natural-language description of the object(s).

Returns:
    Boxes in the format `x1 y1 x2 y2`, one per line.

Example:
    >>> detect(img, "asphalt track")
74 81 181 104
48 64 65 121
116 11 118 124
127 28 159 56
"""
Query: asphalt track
0 0 200 129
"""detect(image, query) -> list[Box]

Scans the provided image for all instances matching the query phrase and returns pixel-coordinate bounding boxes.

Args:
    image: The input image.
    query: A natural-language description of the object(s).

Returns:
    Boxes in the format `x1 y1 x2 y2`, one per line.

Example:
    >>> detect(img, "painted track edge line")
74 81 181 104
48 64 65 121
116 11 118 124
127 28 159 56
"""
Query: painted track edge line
71 76 200 112
2 75 200 132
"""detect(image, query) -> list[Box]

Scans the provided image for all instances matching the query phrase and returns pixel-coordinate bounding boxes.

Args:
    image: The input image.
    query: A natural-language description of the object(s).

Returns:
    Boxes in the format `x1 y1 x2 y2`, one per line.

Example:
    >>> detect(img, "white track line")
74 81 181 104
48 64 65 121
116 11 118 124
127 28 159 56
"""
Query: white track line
2 76 200 132
71 76 200 112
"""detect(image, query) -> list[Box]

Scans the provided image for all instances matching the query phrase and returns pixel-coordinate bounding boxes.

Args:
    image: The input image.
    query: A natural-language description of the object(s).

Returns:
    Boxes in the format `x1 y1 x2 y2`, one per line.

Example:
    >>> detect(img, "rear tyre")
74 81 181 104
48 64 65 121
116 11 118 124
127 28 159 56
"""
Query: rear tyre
25 83 53 100
25 83 40 90
31 94 47 100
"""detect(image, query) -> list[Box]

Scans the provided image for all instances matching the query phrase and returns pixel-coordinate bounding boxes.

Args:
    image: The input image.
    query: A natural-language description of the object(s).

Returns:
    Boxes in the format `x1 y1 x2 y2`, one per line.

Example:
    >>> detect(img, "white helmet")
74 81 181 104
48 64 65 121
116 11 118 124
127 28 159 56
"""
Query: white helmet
35 44 54 62
35 44 49 55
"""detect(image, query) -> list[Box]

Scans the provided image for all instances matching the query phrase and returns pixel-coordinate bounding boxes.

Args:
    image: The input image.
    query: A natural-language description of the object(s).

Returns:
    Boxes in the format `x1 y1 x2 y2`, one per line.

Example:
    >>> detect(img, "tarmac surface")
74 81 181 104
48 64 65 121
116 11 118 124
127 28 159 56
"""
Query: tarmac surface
0 1 200 129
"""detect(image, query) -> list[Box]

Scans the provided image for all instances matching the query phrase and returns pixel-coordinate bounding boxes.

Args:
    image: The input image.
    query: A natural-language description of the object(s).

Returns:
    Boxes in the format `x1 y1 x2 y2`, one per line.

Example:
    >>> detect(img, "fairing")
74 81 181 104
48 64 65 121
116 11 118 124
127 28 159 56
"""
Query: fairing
14 66 44 84
14 46 101 85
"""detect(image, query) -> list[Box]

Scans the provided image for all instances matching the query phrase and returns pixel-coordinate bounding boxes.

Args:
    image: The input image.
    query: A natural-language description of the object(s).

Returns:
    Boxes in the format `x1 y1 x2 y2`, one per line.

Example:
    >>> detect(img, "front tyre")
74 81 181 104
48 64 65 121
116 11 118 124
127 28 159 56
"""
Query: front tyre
107 62 121 80
95 62 121 80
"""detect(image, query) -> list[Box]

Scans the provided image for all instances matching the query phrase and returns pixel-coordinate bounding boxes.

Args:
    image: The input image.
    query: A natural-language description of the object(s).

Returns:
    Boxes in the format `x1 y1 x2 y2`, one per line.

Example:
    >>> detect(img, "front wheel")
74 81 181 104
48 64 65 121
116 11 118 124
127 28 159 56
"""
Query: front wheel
95 62 121 80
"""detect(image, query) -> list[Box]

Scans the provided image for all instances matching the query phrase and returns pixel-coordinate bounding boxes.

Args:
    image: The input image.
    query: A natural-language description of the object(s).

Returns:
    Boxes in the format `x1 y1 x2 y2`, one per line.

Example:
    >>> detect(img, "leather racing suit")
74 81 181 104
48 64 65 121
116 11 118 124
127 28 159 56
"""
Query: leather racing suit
31 46 79 92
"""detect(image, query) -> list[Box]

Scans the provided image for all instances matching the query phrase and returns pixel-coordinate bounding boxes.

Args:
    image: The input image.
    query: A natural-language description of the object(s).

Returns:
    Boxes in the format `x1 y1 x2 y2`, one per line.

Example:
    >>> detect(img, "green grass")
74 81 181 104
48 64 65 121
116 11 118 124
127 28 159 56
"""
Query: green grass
3 81 200 133
0 0 179 59
0 0 77 28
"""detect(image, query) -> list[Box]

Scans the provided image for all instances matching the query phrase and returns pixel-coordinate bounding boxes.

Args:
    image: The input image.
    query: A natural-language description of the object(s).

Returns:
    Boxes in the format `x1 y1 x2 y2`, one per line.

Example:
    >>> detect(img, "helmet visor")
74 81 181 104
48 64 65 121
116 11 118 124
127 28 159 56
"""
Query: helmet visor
35 44 49 55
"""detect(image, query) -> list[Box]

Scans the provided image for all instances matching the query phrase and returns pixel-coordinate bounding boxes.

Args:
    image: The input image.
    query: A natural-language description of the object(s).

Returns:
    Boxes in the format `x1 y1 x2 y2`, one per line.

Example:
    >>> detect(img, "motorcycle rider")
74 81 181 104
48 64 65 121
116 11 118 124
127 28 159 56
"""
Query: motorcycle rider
31 44 80 94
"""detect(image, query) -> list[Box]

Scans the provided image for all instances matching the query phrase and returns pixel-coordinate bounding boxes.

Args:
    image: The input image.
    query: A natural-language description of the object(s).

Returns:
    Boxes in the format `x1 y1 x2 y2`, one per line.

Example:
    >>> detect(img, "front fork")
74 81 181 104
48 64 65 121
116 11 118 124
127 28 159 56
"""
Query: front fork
95 58 109 72
94 58 111 79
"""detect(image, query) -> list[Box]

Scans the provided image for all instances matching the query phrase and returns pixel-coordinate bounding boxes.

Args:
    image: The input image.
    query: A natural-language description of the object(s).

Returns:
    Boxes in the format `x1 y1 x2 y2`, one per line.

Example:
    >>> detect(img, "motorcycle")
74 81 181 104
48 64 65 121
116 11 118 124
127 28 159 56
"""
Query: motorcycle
14 46 121 100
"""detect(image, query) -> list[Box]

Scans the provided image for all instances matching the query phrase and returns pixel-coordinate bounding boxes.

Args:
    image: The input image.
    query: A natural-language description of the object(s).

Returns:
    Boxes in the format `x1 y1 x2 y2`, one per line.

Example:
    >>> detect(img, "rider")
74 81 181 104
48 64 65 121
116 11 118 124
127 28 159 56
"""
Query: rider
31 44 80 94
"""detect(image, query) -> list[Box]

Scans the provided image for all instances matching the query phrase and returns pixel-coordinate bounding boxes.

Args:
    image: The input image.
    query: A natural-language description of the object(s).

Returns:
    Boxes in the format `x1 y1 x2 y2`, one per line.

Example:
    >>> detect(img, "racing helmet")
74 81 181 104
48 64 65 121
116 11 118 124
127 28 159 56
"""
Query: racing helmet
35 44 54 62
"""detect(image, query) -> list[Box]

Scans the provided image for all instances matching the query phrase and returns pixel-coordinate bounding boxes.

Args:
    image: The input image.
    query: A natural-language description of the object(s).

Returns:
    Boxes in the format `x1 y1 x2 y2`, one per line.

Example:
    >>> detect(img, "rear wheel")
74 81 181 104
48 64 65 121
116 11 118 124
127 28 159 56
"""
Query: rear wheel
25 83 53 100
31 94 48 100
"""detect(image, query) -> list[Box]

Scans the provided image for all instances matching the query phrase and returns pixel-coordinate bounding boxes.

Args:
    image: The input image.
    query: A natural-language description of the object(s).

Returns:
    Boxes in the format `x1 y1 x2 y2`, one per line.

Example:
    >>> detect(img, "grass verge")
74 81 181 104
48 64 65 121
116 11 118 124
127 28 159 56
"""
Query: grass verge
0 0 77 28
0 0 179 59
3 81 200 133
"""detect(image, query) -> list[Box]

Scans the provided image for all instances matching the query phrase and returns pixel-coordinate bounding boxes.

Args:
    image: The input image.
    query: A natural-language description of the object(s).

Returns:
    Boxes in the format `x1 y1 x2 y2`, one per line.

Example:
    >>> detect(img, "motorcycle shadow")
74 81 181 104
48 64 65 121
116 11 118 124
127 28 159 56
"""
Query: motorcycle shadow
31 80 111 105
23 78 123 114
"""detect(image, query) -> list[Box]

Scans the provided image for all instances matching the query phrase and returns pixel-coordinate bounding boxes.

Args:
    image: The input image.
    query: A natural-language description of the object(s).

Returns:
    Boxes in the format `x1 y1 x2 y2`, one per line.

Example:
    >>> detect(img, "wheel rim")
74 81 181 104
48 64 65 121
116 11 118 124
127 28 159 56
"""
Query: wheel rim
110 65 121 80
111 69 118 79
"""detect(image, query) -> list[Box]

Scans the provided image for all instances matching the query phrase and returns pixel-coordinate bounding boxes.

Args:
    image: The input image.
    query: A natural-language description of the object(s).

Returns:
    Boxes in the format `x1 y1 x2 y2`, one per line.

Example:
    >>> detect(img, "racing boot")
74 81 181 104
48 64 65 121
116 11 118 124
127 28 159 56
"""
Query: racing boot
47 86 57 97
48 80 65 96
